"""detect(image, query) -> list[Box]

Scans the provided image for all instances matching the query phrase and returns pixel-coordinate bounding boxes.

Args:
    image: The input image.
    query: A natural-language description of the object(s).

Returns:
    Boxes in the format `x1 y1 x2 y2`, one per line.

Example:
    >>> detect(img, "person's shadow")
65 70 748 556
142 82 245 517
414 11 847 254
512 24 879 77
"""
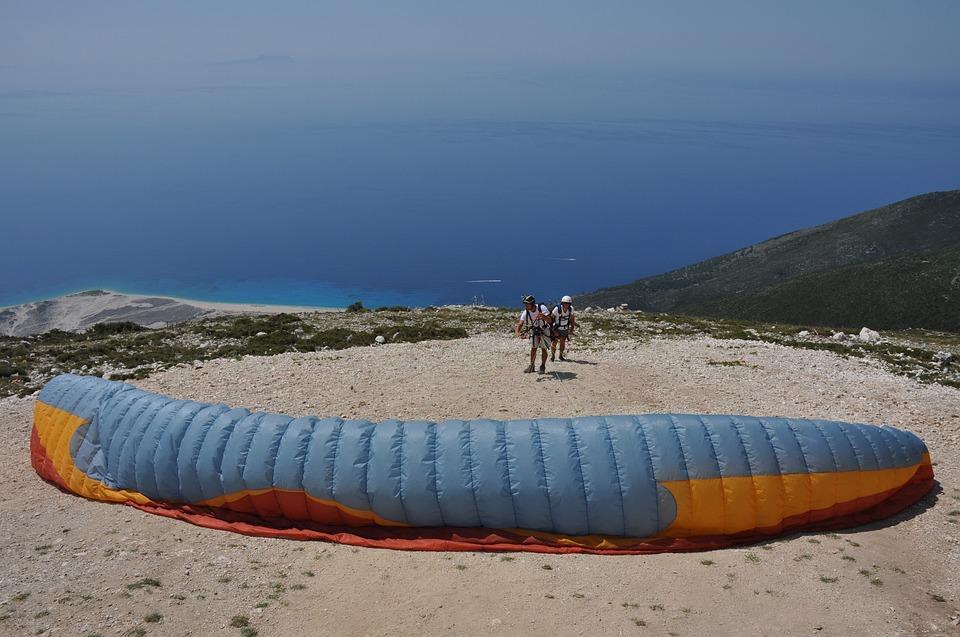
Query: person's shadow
559 358 598 366
538 371 578 382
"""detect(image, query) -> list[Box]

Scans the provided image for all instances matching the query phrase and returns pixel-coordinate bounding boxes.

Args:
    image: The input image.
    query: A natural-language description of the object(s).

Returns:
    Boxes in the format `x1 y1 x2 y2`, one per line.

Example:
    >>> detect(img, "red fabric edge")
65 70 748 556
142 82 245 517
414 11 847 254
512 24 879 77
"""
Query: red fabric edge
30 424 935 554
31 424 71 492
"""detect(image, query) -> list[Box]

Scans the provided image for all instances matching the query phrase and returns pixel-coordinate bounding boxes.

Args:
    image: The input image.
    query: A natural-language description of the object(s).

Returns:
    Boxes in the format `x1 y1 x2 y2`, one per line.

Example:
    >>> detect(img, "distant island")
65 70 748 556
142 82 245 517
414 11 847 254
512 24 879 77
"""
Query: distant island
577 190 960 332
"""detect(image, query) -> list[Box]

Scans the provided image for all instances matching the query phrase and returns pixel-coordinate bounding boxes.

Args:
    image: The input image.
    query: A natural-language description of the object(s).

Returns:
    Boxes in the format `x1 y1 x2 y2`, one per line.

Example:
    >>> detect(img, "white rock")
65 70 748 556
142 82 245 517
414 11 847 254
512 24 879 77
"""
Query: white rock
831 332 847 341
375 335 386 344
798 330 810 338
607 307 617 313
255 331 268 337
858 327 880 343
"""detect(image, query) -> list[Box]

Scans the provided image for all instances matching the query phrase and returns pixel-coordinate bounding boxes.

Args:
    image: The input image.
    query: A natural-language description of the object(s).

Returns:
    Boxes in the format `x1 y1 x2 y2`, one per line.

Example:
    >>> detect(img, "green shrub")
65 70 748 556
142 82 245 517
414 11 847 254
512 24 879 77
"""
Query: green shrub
346 301 366 313
110 370 152 381
301 328 377 351
245 330 299 356
88 322 147 337
390 323 467 342
37 329 76 344
198 314 302 339
0 362 28 378
230 615 250 628
54 342 116 366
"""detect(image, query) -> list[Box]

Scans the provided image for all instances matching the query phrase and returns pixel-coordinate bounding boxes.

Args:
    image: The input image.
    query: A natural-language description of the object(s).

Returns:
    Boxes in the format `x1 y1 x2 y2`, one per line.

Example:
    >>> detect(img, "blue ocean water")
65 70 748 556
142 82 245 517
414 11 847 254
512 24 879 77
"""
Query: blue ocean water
2 64 958 309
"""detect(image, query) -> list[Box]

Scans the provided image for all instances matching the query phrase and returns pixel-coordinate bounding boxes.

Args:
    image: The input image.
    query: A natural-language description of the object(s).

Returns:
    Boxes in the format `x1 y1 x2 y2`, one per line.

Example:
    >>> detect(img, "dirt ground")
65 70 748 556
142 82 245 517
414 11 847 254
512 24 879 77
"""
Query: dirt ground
1 333 958 636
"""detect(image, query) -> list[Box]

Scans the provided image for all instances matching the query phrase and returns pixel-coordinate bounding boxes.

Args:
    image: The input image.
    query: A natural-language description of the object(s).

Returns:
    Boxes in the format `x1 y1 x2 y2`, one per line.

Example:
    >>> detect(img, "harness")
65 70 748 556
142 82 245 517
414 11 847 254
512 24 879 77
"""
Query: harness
523 304 550 337
554 304 573 329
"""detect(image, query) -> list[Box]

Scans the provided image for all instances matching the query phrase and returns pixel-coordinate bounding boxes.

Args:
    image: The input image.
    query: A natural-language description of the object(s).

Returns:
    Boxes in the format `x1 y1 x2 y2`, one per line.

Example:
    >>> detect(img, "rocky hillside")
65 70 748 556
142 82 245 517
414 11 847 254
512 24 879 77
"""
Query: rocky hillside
577 190 960 331
2 306 957 399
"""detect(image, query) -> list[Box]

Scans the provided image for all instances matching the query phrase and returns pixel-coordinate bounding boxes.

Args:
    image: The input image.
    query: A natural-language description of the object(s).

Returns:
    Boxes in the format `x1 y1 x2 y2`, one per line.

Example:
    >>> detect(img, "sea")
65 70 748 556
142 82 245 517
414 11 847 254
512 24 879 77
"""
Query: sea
2 63 958 309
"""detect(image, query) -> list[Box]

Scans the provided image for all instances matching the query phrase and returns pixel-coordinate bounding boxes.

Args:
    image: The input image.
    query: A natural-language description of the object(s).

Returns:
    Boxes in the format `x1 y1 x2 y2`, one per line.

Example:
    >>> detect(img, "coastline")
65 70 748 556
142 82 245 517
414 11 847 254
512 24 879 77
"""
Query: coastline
0 288 344 314
0 289 344 337
111 291 344 314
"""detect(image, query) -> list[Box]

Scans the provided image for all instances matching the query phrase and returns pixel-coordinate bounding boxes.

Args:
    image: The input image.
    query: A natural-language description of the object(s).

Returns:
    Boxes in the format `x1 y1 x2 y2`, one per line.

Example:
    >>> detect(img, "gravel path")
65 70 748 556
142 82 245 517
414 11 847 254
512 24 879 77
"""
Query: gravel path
1 333 958 636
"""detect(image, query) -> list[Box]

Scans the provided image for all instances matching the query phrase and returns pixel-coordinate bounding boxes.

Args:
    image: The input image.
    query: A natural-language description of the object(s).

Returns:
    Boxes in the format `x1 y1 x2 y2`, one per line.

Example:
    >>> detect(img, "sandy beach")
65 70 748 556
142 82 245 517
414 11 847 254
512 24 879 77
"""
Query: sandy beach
121 292 341 315
1 332 958 636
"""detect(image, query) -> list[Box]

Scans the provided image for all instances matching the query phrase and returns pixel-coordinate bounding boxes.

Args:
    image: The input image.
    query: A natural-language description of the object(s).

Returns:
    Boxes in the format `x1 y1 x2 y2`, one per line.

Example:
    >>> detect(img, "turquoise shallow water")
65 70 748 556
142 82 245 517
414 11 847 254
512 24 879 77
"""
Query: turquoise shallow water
1 278 438 310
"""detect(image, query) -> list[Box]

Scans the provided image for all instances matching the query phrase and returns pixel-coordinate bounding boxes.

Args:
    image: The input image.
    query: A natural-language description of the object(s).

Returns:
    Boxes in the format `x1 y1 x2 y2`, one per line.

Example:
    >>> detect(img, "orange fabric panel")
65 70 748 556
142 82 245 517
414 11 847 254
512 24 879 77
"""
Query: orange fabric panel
660 460 928 538
32 401 152 505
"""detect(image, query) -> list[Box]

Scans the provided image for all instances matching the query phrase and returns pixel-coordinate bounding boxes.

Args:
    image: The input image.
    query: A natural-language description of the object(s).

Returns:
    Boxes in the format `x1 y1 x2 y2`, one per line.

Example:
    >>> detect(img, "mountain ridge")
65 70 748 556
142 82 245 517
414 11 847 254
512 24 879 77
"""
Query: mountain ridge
577 190 960 330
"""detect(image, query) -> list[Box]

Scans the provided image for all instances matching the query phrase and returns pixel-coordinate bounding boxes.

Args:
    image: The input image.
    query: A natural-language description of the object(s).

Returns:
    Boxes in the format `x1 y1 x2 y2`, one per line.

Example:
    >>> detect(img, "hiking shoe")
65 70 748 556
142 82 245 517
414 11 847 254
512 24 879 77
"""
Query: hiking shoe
539 365 546 374
559 354 567 362
524 364 535 373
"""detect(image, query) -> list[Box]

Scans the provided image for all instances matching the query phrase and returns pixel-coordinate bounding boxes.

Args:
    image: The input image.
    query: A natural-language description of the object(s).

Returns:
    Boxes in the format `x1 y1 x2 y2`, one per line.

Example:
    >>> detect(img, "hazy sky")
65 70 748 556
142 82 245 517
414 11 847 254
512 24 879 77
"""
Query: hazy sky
4 1 960 80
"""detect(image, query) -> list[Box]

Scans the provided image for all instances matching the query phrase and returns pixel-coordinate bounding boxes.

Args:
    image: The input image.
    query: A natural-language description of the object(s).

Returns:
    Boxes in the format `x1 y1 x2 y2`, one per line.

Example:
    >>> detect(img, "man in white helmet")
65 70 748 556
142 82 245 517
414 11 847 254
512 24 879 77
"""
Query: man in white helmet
550 295 576 362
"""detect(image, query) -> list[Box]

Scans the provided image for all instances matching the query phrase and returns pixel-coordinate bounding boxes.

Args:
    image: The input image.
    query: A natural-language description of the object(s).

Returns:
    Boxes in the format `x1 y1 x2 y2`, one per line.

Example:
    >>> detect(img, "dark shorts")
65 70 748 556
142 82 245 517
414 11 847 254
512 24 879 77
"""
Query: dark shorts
553 328 569 339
